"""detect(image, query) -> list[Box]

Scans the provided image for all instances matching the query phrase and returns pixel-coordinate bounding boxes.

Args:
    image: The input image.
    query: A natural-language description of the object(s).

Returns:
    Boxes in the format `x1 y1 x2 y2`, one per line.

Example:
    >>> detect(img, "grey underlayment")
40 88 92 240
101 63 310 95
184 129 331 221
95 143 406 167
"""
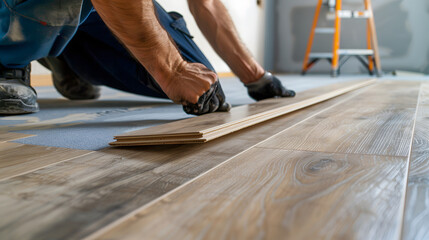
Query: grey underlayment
0 75 427 150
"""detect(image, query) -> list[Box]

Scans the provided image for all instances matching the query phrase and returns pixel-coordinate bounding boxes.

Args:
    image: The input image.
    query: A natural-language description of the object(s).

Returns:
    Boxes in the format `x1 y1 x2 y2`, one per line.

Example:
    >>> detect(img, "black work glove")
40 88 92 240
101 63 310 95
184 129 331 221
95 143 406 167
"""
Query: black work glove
183 81 231 115
245 72 296 101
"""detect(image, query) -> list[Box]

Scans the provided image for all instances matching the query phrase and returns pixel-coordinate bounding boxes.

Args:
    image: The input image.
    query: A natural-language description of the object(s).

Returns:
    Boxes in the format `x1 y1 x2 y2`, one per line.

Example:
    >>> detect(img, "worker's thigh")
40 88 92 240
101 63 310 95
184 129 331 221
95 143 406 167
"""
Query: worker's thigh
61 1 215 99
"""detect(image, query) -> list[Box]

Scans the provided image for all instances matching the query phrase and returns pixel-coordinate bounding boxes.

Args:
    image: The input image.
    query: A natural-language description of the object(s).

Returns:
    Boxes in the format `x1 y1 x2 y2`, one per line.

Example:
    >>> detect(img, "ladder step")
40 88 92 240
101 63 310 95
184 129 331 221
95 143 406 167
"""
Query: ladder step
314 28 335 34
326 10 371 20
338 49 374 55
309 49 374 59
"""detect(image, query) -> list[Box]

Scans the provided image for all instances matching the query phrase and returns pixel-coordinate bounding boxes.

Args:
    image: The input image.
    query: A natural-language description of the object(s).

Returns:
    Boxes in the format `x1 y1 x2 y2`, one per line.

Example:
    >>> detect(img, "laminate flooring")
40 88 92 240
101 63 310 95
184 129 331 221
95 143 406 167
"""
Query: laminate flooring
93 81 420 240
0 79 428 240
0 85 368 240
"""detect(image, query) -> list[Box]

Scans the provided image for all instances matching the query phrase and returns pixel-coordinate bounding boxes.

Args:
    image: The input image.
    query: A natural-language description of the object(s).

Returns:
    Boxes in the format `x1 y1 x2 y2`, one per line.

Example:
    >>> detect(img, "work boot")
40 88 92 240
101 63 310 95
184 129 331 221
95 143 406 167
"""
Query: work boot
0 64 39 114
38 57 100 100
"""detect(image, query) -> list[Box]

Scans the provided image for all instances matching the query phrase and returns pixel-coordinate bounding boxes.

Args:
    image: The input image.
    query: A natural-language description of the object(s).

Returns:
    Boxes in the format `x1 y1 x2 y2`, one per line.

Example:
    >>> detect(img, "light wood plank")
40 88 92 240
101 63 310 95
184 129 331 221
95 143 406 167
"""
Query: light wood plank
350 81 421 104
258 82 420 157
402 84 429 240
0 142 91 180
95 149 407 240
419 83 429 106
31 74 53 87
0 88 363 240
0 132 34 142
111 79 375 145
94 81 418 240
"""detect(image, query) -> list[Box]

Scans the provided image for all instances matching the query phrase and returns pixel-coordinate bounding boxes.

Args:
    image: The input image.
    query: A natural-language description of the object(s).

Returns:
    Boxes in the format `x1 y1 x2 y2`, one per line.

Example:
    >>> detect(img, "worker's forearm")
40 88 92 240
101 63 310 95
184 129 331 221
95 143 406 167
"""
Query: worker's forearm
188 0 264 84
91 0 183 87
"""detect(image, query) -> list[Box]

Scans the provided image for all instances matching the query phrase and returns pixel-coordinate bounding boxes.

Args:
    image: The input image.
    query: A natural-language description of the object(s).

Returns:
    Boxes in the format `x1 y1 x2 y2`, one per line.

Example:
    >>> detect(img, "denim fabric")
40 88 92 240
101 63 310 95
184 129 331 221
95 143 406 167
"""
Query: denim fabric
0 0 93 67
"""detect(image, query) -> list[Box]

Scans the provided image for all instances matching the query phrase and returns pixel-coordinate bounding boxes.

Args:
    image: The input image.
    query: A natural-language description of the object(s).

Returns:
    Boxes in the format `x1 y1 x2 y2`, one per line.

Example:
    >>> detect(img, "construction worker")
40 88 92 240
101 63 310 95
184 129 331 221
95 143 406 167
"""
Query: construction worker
0 0 295 116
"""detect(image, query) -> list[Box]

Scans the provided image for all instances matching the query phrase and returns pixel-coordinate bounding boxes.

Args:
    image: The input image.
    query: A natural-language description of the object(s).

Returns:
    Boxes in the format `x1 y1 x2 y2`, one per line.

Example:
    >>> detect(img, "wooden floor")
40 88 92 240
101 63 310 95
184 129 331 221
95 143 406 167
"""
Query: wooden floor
0 80 428 240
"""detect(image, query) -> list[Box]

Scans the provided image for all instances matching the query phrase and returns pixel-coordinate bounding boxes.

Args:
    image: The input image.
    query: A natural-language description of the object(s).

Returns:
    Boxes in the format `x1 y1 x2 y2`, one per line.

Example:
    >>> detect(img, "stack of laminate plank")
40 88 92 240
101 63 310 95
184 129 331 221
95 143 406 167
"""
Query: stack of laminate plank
111 79 376 146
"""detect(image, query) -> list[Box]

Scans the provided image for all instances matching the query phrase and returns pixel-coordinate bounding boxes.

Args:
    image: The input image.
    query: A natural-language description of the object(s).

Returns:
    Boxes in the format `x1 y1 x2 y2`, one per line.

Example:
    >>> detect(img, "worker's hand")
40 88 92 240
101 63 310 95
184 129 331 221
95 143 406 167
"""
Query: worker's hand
160 61 231 115
183 81 231 115
245 72 296 101
160 62 215 104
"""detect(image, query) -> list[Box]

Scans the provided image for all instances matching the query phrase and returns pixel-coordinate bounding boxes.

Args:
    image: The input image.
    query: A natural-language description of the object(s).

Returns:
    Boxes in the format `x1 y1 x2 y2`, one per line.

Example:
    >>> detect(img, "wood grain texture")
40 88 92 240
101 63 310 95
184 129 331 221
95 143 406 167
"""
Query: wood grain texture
96 149 407 240
419 83 429 106
111 79 375 145
0 132 34 142
402 84 429 240
0 142 91 180
351 81 421 104
94 81 419 240
258 82 420 157
0 89 362 240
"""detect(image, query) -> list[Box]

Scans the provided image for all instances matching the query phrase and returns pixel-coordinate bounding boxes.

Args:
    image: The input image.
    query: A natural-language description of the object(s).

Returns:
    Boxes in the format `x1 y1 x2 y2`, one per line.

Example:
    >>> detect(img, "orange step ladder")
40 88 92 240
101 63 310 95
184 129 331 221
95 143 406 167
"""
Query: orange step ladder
302 0 382 77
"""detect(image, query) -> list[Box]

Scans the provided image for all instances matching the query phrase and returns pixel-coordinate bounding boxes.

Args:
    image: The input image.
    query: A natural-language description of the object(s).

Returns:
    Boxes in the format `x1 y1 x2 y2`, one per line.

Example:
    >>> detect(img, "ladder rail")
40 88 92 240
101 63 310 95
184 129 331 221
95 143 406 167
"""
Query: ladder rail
302 0 324 73
331 0 343 76
364 0 382 76
366 21 374 73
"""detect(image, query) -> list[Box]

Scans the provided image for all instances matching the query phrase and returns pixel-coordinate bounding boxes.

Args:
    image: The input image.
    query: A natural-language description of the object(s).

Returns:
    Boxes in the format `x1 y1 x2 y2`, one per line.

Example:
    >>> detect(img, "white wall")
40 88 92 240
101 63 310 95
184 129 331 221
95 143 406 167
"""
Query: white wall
157 0 266 73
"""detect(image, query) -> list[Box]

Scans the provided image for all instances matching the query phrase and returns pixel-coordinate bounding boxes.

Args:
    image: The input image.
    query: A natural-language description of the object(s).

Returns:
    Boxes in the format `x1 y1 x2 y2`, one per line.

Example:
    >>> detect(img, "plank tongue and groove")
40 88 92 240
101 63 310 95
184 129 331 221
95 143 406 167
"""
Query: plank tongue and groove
0 87 367 240
403 83 429 240
93 81 420 240
111 79 376 146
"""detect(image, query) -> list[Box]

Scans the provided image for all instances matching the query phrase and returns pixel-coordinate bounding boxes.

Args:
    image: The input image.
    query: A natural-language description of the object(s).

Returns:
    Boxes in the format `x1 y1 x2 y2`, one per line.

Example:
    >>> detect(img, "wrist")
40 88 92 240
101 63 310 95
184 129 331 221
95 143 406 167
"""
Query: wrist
152 58 185 88
244 71 272 88
238 61 265 84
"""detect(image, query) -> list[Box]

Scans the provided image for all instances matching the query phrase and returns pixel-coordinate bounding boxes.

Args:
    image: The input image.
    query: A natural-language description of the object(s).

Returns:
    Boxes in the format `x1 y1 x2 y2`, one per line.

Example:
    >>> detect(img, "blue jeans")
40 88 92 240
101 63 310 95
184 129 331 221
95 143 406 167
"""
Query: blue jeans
0 1 214 99
0 0 93 68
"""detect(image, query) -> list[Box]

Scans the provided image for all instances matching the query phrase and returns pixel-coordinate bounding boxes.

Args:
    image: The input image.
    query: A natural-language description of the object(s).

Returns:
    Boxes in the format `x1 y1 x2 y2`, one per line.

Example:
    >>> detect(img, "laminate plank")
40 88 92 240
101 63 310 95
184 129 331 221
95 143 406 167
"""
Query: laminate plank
94 82 418 240
402 84 429 240
0 132 34 142
0 142 91 180
350 81 421 104
258 82 420 157
112 79 375 146
95 149 408 240
0 88 364 240
420 83 429 106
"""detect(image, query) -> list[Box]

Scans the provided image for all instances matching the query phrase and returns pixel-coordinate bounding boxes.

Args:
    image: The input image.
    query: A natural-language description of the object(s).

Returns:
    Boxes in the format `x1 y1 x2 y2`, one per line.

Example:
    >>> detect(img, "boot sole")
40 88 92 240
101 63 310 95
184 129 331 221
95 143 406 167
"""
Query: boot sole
0 99 39 115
